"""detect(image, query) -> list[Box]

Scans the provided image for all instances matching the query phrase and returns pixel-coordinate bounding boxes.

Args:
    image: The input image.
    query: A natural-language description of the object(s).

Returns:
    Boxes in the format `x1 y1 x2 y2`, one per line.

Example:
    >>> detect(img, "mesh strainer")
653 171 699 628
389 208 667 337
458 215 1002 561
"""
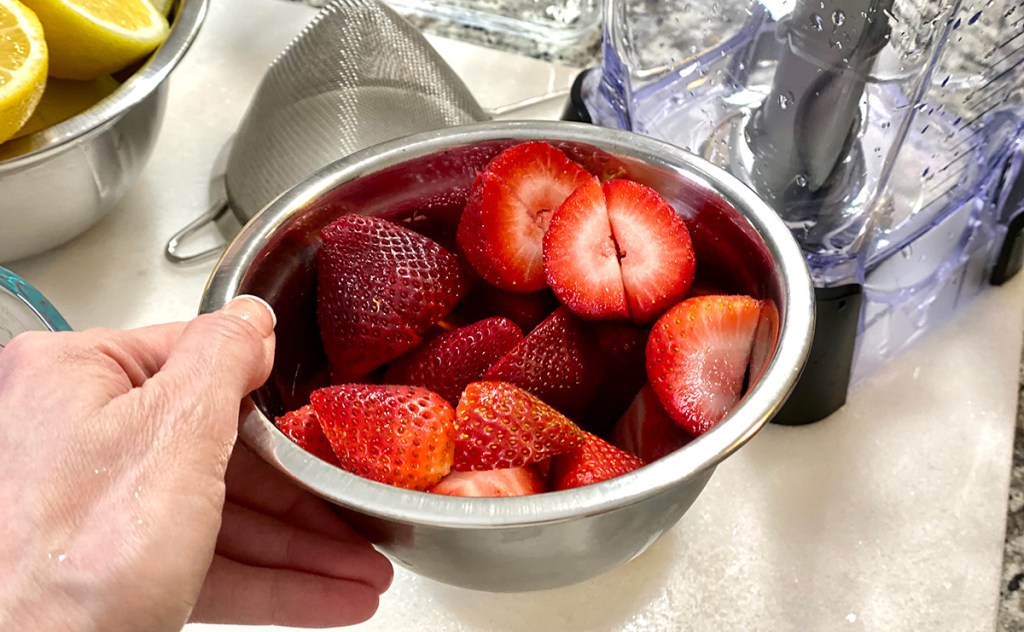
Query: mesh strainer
165 0 490 263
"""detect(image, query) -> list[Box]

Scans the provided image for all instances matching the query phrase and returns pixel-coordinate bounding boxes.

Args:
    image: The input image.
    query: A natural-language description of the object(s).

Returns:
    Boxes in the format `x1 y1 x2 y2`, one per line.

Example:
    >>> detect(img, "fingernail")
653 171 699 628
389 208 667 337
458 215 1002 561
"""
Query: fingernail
222 294 276 337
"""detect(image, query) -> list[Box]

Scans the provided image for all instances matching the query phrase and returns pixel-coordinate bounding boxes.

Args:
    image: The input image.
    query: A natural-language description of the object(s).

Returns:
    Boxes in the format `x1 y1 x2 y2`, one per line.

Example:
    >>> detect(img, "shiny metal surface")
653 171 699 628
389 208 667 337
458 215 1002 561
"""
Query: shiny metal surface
0 0 208 263
202 121 815 592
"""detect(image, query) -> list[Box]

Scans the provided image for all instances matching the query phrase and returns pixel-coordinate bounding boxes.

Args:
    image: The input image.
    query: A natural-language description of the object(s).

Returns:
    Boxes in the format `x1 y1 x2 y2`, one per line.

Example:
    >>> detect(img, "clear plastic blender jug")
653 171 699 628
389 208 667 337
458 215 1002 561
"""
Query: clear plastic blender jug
572 0 1024 422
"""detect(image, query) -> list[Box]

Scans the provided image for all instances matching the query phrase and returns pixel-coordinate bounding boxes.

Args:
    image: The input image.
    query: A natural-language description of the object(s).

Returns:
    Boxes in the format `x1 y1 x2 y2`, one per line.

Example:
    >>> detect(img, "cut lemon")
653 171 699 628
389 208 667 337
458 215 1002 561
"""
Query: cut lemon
21 0 169 80
148 0 172 16
0 0 48 144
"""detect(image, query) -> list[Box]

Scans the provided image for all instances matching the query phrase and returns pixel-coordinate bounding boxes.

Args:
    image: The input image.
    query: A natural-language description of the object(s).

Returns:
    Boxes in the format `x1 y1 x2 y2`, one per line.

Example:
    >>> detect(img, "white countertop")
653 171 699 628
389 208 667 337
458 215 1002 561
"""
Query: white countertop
9 0 1024 629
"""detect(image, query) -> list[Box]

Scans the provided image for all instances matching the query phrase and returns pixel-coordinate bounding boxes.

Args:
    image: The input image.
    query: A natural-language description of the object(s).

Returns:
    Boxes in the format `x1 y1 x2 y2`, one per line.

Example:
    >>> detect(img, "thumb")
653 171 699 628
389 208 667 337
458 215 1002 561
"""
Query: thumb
146 295 276 438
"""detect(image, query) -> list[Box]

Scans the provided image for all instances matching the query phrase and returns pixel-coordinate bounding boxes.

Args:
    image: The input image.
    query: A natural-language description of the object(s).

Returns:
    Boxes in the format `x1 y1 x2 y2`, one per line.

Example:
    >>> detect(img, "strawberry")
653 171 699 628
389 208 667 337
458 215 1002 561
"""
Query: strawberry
544 178 695 324
384 317 523 406
429 464 546 497
453 381 586 471
483 306 604 419
310 384 455 491
611 386 694 462
646 295 762 435
549 431 644 491
456 142 592 292
460 284 559 333
274 404 339 465
581 321 650 434
317 215 468 382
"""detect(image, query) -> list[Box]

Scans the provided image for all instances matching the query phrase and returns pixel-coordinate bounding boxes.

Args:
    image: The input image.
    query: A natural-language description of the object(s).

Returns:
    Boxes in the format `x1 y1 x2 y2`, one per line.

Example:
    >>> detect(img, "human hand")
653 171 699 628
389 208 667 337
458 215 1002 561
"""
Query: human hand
0 296 393 630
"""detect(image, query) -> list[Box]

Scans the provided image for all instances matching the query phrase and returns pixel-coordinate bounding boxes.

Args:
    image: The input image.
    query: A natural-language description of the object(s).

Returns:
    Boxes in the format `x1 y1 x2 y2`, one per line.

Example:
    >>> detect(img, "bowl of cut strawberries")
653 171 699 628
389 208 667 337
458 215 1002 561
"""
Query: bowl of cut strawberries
201 121 814 592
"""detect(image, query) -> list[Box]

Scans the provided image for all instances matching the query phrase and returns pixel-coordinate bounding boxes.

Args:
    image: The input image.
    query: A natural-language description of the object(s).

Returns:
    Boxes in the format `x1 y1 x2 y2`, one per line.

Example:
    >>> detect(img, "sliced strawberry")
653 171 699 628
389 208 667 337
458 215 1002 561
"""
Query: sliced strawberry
544 179 695 324
460 284 559 333
456 142 592 292
581 321 650 435
274 404 339 465
453 381 586 471
310 384 455 491
429 464 546 497
606 180 696 323
748 300 779 386
317 215 468 382
646 295 762 435
549 431 644 491
611 386 694 462
384 317 523 406
542 177 630 320
482 306 604 419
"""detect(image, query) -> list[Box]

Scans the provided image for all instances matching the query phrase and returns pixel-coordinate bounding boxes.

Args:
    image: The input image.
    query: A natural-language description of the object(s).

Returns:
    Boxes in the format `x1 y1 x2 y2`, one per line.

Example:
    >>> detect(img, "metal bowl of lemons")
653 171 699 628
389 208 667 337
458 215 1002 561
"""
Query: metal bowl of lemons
0 0 206 262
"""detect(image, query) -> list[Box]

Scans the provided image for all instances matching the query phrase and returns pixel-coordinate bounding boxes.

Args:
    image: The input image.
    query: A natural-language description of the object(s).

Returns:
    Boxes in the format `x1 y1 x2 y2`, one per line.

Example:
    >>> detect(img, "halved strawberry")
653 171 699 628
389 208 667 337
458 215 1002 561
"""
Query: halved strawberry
384 317 523 406
310 384 455 491
275 404 339 465
483 306 604 419
549 431 644 491
544 178 695 324
317 215 468 382
611 386 694 462
646 295 762 435
429 464 546 497
456 142 592 292
542 177 629 319
453 381 586 471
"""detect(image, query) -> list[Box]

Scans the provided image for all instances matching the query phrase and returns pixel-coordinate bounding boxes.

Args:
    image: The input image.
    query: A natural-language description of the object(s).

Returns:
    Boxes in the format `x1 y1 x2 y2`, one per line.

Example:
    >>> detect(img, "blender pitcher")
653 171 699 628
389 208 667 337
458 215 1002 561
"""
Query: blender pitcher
571 0 1024 422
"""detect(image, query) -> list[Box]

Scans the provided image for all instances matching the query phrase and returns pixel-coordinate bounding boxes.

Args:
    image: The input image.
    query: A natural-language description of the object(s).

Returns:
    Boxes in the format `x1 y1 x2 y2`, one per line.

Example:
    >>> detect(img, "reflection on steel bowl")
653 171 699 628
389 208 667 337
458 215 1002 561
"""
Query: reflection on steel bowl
0 0 207 263
201 121 815 592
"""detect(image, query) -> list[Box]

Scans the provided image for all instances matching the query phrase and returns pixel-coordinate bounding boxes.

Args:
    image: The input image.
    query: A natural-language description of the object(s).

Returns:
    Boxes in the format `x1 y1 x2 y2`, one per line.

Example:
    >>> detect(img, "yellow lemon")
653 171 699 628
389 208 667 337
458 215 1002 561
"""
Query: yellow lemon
11 75 119 139
21 0 169 80
148 0 172 16
0 0 48 144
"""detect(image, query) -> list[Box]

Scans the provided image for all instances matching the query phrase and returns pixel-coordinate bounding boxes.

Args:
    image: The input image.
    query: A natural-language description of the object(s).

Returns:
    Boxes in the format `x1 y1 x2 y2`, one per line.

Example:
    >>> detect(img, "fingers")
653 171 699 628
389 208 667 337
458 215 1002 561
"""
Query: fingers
190 554 383 628
217 501 392 592
225 444 367 542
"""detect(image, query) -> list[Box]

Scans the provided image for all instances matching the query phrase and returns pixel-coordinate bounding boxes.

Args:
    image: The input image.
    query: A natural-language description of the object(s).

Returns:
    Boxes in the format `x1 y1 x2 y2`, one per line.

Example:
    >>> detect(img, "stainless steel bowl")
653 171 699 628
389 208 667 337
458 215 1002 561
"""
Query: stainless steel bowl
201 121 815 592
0 0 208 263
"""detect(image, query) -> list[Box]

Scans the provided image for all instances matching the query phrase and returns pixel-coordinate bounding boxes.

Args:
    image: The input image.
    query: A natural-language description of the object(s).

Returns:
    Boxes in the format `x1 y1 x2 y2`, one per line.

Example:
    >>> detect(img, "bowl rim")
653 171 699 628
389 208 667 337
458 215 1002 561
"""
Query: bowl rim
202 120 815 529
0 0 209 170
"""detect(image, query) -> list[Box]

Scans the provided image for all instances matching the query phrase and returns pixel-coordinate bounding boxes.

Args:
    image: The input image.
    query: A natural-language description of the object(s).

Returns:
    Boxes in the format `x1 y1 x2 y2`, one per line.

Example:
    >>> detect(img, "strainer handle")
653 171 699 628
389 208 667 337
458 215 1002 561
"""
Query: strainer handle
164 199 230 265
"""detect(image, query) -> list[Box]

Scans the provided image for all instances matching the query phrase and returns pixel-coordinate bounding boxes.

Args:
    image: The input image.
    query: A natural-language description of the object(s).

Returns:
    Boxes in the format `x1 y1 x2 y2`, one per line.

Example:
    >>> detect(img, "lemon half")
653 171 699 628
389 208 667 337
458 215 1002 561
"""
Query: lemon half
0 0 48 144
21 0 169 80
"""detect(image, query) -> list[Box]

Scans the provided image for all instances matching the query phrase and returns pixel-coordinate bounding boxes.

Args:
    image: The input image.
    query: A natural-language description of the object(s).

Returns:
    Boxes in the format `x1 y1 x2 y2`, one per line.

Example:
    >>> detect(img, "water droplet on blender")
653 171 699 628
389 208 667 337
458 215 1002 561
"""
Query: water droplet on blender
832 9 845 24
810 13 824 30
794 174 808 187
881 121 891 129
968 11 981 24
900 246 913 259
922 167 930 177
834 40 844 49
778 91 794 109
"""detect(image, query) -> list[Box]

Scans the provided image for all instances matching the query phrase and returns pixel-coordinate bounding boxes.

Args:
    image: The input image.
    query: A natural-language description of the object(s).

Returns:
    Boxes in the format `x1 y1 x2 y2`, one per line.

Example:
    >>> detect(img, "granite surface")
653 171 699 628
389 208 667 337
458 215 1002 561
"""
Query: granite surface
1001 352 1024 631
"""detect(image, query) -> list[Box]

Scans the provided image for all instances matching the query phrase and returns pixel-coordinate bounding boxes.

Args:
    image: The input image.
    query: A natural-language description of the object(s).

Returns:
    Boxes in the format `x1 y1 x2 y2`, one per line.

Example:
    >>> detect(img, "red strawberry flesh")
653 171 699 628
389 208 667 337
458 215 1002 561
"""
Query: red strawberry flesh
275 404 339 465
311 384 455 490
429 464 546 497
453 381 586 471
549 431 644 491
611 385 694 463
646 295 762 435
317 214 468 382
456 142 592 292
384 317 523 406
542 177 629 320
543 178 695 324
483 306 604 420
